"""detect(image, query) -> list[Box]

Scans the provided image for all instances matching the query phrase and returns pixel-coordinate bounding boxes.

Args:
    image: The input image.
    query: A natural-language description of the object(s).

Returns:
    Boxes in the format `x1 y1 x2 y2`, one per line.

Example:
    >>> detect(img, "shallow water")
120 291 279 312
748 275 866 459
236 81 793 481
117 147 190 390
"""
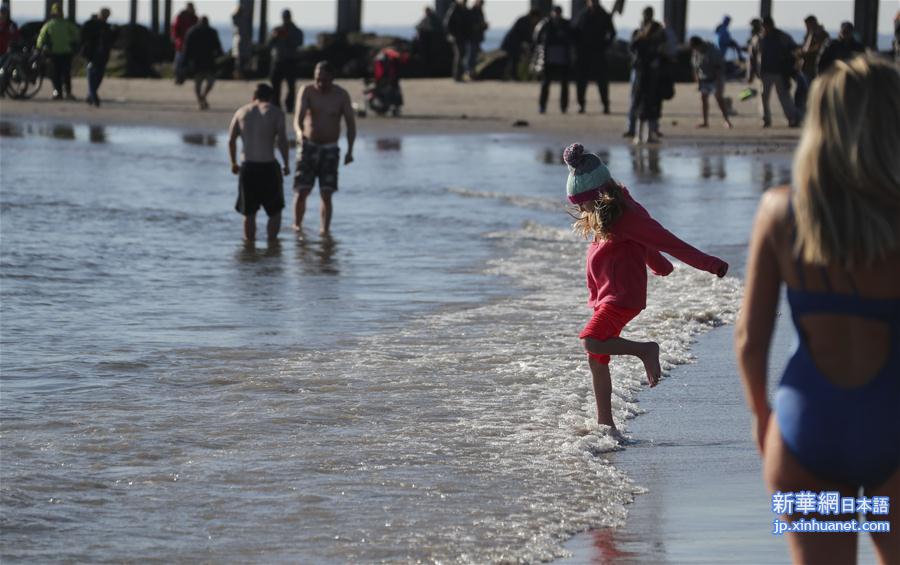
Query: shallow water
1 121 791 562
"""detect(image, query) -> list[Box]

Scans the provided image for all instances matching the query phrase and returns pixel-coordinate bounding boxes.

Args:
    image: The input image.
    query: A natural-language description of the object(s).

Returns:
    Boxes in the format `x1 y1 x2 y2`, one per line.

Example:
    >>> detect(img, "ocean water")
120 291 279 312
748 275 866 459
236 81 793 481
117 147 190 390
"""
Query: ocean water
0 121 791 562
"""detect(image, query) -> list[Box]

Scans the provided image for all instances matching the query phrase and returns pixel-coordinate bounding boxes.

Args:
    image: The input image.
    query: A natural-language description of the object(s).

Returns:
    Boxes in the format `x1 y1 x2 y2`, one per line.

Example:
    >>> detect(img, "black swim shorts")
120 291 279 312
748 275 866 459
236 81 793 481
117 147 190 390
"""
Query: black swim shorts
235 161 284 216
294 141 339 193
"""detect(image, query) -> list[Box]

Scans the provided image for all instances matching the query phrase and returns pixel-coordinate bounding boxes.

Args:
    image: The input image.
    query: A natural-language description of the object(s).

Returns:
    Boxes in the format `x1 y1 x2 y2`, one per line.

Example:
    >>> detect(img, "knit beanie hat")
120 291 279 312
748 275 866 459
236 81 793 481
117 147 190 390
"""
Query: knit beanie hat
563 143 614 204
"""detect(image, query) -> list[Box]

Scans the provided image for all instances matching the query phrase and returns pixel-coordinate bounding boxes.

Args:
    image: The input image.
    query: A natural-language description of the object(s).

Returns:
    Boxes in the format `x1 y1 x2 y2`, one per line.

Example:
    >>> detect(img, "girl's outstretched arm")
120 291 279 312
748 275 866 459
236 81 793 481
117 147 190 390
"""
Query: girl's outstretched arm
735 188 785 454
618 189 728 276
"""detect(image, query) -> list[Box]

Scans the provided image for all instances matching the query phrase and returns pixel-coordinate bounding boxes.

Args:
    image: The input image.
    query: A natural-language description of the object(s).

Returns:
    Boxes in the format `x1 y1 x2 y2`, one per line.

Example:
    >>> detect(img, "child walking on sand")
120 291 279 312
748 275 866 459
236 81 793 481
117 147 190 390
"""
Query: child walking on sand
563 143 728 431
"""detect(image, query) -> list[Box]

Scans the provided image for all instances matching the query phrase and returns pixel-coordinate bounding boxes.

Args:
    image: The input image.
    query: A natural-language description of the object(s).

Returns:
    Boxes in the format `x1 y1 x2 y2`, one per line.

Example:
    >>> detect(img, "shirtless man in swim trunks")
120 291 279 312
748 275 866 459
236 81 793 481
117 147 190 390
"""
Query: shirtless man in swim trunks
228 83 290 242
293 61 356 234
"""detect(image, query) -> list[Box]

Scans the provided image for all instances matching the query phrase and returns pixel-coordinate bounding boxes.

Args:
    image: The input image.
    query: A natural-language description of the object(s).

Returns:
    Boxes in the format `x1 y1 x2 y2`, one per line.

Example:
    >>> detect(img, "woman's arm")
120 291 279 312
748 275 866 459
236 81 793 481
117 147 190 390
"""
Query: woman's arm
734 188 786 454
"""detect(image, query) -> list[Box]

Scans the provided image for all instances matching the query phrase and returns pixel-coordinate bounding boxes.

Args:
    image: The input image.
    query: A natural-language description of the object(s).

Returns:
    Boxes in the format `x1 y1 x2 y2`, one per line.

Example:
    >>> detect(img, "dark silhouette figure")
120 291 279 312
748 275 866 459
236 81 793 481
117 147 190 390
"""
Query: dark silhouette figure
817 21 865 74
574 0 616 114
268 9 304 110
81 8 115 106
183 16 223 110
443 0 469 81
534 6 573 114
501 9 541 80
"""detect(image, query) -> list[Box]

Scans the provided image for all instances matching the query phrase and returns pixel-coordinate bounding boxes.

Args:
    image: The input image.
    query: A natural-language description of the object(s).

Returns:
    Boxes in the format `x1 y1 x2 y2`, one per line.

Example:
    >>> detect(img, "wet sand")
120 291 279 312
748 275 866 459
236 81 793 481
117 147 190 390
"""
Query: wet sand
0 77 802 145
558 309 880 564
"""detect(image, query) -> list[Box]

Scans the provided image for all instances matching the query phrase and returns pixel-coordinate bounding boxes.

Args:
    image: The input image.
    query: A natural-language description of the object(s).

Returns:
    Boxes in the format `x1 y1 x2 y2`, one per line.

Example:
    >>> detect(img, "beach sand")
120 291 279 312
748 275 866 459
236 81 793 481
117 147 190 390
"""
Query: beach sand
1 77 817 563
1 77 802 146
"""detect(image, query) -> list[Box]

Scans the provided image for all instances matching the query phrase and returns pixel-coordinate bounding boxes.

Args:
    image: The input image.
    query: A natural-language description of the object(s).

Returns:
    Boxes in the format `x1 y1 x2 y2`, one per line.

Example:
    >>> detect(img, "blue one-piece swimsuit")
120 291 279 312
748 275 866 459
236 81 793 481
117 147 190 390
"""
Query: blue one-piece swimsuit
775 267 900 488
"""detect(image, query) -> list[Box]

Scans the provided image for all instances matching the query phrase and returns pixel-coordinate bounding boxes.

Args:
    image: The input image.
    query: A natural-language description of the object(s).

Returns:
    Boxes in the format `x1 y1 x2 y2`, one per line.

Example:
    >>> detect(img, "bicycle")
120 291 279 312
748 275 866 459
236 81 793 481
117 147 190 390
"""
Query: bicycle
0 47 46 99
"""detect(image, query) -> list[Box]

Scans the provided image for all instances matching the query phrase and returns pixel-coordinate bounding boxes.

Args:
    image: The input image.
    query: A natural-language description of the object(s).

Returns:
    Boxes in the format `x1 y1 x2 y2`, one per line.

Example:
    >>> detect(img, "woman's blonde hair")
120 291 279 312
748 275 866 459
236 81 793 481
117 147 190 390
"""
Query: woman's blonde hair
571 183 624 240
792 55 900 268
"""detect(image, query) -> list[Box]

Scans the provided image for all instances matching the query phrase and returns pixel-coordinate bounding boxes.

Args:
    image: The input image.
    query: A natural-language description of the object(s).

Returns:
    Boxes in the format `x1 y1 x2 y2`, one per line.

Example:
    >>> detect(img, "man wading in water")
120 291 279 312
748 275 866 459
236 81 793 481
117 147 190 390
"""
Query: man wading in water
293 61 356 235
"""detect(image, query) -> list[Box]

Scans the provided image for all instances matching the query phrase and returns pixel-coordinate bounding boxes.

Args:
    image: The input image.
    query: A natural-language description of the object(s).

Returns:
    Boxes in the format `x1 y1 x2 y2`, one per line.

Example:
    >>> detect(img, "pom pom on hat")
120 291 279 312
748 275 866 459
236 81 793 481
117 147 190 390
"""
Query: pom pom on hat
564 143 614 204
563 143 585 170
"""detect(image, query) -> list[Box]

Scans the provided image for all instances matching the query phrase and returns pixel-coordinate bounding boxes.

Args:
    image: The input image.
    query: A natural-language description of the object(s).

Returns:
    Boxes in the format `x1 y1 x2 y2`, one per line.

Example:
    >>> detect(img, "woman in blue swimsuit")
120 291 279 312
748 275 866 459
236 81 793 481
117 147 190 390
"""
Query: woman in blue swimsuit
736 55 899 564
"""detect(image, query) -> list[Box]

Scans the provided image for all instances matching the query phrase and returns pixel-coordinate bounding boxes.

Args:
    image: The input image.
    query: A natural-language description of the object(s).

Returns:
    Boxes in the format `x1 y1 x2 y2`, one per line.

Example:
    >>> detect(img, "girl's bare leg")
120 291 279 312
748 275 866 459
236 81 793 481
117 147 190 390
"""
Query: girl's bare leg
583 336 661 387
588 357 615 427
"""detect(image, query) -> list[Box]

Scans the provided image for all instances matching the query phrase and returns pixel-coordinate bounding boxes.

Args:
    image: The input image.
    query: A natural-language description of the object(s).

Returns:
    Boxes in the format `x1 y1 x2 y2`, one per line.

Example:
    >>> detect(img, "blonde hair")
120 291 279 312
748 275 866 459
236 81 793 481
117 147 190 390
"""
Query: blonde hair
792 55 900 268
571 183 624 240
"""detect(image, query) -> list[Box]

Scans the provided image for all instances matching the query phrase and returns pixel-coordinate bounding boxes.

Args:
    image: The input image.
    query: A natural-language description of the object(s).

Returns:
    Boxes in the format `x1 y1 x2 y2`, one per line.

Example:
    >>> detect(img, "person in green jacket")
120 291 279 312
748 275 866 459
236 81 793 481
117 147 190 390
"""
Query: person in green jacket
36 3 80 100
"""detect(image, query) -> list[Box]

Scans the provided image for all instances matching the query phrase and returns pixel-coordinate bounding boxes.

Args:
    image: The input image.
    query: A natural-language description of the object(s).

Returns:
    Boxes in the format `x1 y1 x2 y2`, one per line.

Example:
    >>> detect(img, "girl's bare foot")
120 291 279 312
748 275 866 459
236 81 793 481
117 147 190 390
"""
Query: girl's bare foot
640 342 661 387
696 121 709 128
724 120 734 129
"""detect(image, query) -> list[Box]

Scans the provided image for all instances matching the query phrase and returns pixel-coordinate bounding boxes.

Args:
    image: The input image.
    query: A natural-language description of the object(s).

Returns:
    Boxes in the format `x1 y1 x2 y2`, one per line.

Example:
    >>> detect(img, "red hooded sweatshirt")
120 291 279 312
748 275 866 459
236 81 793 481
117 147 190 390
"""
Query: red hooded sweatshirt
585 187 728 310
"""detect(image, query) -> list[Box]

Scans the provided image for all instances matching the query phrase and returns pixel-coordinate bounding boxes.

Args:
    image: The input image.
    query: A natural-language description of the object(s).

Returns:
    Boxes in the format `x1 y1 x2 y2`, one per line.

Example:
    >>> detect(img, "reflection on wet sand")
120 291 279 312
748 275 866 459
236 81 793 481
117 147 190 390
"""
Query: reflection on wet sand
630 146 662 178
757 160 792 192
0 121 104 142
296 234 339 275
700 154 726 180
50 124 76 140
589 528 638 563
541 147 610 166
0 121 24 137
89 125 107 144
236 239 283 262
182 133 217 146
374 138 401 151
540 148 562 165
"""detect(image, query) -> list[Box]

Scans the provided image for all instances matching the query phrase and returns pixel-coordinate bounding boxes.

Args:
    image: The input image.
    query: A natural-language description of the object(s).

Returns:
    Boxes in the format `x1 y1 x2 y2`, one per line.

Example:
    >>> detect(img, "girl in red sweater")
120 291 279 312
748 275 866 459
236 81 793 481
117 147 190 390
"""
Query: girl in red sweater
564 143 728 431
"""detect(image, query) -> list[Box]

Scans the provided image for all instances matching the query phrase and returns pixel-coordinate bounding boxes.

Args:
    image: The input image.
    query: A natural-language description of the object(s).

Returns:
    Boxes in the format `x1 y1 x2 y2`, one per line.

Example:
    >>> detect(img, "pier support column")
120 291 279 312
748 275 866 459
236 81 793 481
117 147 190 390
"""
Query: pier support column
663 0 686 43
259 0 268 44
571 0 585 22
435 0 452 19
531 0 551 16
336 0 362 34
164 0 172 37
44 0 53 20
853 0 878 48
129 0 137 24
66 0 74 20
760 0 771 19
151 0 159 33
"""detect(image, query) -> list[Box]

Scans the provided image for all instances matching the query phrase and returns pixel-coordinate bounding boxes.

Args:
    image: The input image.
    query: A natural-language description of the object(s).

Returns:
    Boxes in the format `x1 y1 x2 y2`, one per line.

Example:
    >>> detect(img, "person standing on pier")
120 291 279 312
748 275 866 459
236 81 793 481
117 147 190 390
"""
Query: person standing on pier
754 16 799 128
465 0 488 80
36 3 80 101
183 16 223 110
171 2 198 84
81 8 114 107
574 0 616 114
534 5 573 114
443 0 470 82
500 8 541 80
817 21 865 74
268 9 304 110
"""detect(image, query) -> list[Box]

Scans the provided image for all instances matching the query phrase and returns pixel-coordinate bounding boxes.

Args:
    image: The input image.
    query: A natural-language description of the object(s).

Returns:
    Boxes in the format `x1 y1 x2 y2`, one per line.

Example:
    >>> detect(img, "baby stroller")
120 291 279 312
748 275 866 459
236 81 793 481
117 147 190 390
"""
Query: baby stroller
364 47 408 116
